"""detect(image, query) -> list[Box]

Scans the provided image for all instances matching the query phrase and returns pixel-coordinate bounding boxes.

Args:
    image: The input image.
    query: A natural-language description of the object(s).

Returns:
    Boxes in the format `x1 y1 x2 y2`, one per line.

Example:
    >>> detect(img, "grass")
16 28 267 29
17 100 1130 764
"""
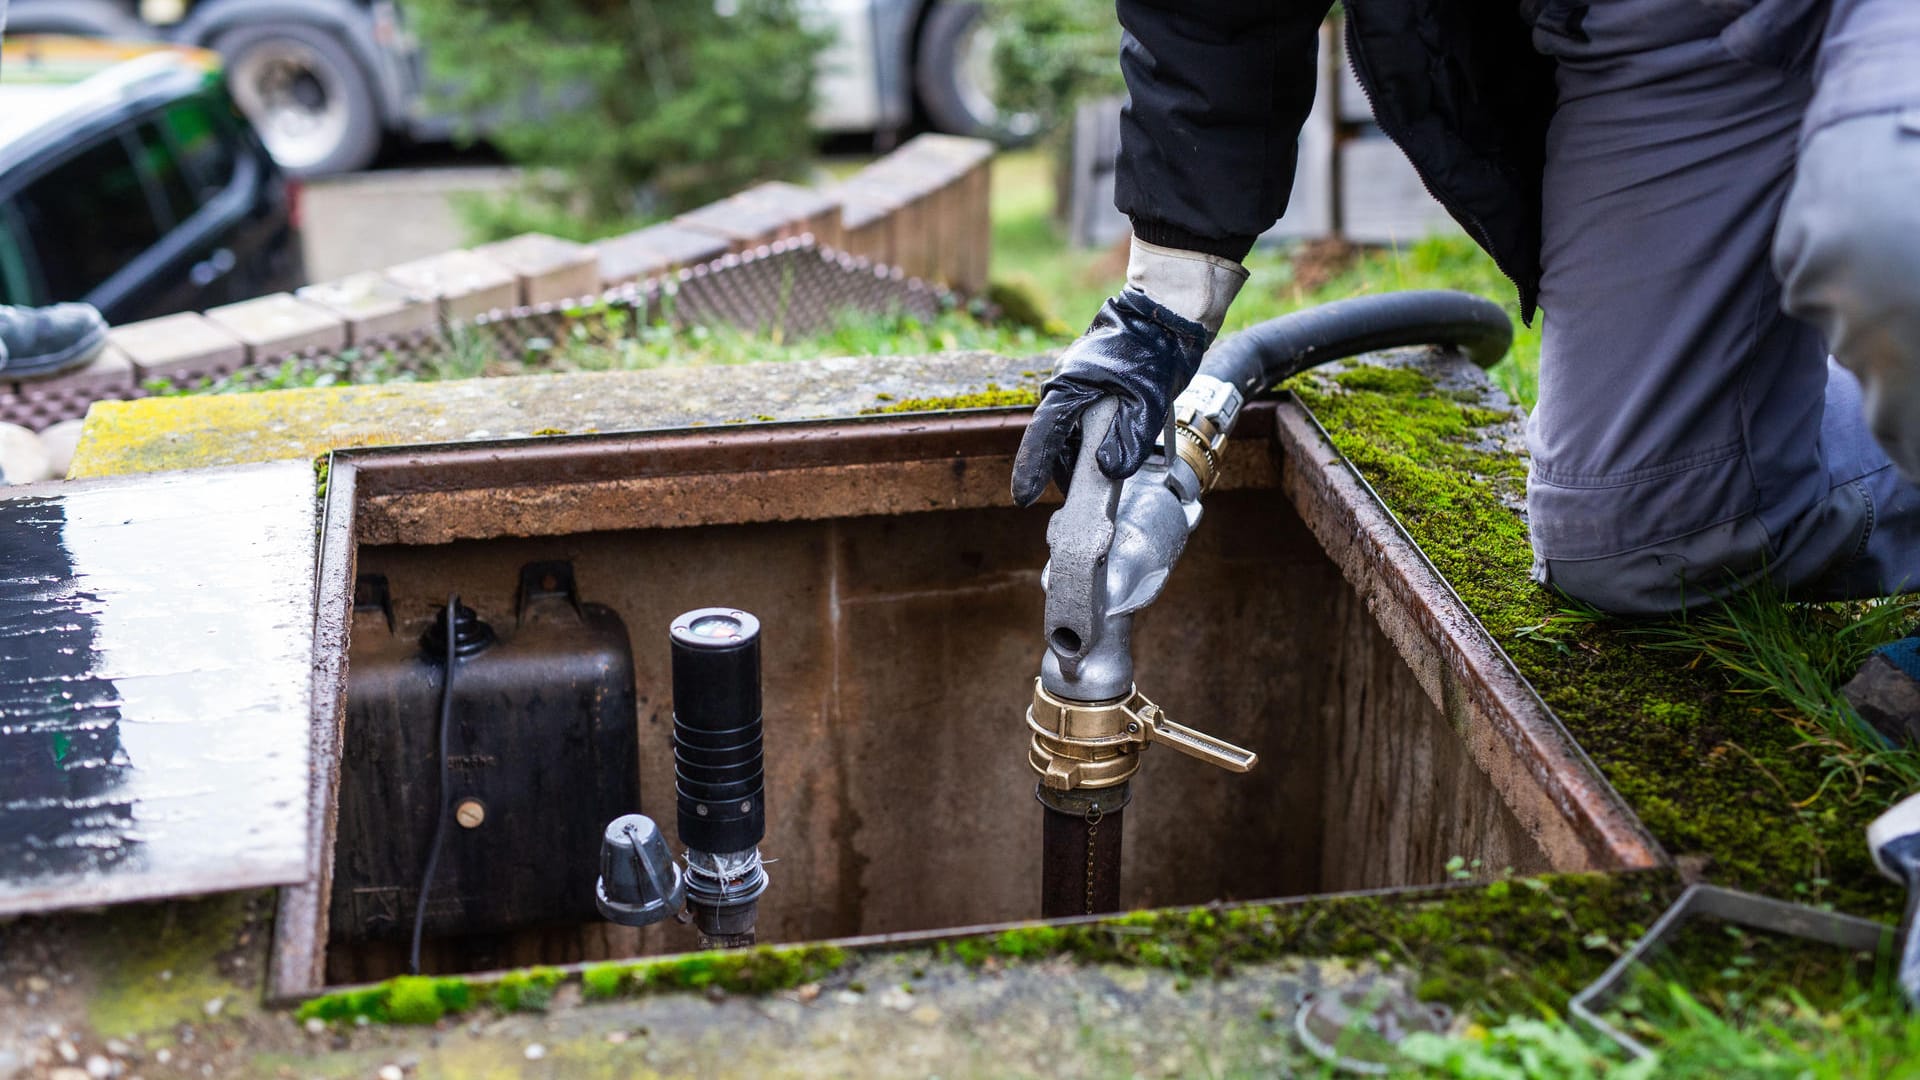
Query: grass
170 149 1540 401
985 149 1544 406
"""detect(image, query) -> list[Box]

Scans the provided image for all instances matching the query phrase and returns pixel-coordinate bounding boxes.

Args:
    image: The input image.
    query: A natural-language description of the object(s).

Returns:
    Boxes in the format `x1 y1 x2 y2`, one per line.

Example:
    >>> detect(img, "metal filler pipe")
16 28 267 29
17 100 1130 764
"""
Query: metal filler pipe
1029 291 1515 919
670 608 771 948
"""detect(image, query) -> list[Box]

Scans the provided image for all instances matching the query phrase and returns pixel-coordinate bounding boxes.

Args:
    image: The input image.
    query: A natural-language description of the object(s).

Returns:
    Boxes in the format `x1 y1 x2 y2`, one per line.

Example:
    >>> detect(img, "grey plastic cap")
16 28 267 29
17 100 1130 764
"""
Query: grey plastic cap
595 813 686 927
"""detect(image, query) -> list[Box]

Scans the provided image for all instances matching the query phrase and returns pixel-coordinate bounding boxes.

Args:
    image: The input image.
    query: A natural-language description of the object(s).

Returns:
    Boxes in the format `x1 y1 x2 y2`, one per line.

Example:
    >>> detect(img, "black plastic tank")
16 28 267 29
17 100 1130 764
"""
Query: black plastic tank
330 561 639 947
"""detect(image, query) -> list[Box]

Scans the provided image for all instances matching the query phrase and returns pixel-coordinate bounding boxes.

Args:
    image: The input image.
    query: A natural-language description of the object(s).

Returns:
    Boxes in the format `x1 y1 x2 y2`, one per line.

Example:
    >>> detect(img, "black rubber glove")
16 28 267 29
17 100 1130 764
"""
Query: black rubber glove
1010 287 1212 507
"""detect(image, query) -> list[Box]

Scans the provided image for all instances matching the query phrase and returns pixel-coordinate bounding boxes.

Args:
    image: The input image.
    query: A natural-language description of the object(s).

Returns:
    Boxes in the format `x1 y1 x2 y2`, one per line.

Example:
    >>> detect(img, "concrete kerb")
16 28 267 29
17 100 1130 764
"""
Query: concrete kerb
0 136 1001 444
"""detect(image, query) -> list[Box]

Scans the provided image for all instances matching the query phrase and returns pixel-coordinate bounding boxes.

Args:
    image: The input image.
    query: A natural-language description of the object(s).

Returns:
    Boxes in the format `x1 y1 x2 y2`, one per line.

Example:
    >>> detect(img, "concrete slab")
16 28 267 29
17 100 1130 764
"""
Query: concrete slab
297 272 438 344
204 293 350 361
595 223 733 288
69 352 1047 478
106 312 247 382
382 249 520 323
0 462 317 916
473 233 604 307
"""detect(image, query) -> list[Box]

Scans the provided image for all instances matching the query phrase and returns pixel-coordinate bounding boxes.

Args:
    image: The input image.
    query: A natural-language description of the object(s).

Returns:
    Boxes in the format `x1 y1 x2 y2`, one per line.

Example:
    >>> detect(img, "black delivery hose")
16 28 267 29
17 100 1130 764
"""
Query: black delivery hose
1035 289 1515 922
1199 289 1514 398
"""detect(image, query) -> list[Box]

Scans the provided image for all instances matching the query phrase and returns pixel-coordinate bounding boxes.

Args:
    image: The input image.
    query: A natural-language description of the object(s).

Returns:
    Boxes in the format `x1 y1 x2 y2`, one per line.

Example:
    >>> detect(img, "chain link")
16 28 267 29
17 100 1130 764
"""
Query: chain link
1083 804 1103 915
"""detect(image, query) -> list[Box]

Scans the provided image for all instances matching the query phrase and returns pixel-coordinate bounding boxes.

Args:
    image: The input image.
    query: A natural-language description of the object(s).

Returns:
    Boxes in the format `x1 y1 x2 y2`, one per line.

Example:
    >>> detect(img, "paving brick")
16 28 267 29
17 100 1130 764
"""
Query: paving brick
471 232 602 307
676 181 842 252
15 342 137 398
204 293 349 361
382 249 520 323
298 272 437 343
108 312 247 381
595 223 731 288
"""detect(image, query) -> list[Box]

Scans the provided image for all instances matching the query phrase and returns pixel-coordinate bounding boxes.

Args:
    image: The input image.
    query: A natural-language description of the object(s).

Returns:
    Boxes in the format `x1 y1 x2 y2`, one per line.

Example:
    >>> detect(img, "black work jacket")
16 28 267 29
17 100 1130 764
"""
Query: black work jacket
1112 1 1557 322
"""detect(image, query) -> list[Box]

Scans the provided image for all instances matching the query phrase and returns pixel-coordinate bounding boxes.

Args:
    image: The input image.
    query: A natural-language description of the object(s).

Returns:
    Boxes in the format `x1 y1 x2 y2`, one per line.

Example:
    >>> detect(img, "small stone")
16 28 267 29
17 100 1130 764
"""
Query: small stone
57 1040 79 1063
910 1005 943 1026
523 1044 546 1061
879 988 914 1012
354 1015 370 1028
377 1066 404 1080
0 422 52 484
203 997 226 1018
605 1031 628 1045
1844 652 1920 746
304 1018 325 1035
24 975 50 994
104 1041 131 1057
155 1049 172 1066
794 983 821 1004
158 970 172 982
48 1068 89 1080
833 990 863 1006
85 1055 112 1079
37 419 83 480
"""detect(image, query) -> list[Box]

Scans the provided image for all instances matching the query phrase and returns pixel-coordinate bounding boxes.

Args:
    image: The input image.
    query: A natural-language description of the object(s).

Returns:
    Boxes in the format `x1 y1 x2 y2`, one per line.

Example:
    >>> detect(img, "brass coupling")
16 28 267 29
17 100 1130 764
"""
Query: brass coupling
1172 421 1221 493
1027 678 1259 792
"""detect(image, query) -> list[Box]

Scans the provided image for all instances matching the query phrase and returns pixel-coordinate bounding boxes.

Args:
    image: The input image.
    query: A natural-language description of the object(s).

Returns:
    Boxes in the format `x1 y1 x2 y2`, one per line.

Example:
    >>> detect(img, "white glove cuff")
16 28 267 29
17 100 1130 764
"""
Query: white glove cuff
1125 237 1249 335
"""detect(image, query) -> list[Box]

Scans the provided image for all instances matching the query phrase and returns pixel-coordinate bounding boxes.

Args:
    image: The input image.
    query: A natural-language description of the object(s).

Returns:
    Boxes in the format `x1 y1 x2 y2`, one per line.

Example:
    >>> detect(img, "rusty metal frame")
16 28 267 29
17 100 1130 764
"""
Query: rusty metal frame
1272 401 1665 876
271 395 1662 1001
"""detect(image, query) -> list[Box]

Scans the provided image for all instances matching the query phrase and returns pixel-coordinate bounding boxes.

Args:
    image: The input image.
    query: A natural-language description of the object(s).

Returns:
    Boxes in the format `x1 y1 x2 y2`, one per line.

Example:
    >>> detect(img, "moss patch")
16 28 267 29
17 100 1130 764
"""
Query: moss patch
1286 360 1905 918
78 891 267 1037
859 382 1040 414
295 944 849 1026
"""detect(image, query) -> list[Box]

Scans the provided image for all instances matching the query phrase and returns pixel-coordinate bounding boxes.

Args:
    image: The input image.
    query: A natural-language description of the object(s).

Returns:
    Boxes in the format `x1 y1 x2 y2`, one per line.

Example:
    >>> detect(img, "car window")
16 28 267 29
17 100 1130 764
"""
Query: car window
155 96 238 203
131 121 197 225
11 135 163 301
0 209 38 306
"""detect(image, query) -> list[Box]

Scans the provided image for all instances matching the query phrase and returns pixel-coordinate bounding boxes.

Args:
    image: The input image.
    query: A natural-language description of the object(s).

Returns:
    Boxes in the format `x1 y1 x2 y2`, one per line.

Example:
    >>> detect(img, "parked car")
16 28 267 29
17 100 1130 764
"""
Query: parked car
6 0 1024 177
0 37 305 325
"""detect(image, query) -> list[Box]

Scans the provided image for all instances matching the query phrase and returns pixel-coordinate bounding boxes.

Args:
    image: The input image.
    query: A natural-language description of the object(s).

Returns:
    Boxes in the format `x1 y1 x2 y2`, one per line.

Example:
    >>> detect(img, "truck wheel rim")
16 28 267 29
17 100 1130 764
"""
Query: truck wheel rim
228 40 352 171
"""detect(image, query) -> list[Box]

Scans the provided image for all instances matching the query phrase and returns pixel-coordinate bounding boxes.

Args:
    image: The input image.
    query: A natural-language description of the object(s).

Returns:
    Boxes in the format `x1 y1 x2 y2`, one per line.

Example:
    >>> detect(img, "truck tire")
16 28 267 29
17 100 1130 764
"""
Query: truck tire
6 0 156 39
215 22 383 176
914 1 1036 144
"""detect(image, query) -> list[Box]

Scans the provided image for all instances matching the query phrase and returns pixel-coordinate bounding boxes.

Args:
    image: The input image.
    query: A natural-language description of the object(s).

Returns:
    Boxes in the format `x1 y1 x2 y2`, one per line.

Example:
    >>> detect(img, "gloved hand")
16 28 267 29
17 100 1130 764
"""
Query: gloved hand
1011 238 1247 507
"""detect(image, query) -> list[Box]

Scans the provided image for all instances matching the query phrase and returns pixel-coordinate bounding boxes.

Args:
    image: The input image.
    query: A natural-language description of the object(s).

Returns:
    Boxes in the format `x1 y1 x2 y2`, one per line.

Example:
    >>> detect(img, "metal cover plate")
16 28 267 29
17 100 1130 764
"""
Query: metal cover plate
0 462 316 916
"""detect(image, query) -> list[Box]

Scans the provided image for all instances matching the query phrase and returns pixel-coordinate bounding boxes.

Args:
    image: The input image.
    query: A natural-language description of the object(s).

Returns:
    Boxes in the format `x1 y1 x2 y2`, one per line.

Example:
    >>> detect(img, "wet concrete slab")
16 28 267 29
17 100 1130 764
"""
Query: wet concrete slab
69 353 1047 479
0 462 317 916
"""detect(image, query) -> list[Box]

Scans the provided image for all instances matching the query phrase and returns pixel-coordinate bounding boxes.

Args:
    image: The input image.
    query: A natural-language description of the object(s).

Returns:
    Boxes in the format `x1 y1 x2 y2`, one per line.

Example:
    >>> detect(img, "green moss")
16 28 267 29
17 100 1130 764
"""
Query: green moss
858 381 1040 415
80 891 265 1037
491 966 564 1012
935 874 1669 1013
312 454 329 502
581 962 626 1001
1286 360 1904 918
294 943 848 1027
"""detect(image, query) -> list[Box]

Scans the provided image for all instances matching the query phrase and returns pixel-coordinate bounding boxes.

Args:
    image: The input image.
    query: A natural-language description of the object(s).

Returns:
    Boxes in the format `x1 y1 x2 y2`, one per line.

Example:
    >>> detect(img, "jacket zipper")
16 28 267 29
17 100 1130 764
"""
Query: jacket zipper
1341 16 1533 318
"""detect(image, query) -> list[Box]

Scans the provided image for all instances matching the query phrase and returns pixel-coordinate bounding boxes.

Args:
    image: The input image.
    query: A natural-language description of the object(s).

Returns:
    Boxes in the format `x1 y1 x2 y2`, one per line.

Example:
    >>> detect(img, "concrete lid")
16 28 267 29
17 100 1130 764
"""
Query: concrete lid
0 461 317 916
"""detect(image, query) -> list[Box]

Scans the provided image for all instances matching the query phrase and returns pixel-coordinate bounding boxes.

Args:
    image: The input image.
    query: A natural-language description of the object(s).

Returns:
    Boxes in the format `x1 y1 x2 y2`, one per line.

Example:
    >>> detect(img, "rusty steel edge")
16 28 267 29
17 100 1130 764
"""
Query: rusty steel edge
1269 395 1666 875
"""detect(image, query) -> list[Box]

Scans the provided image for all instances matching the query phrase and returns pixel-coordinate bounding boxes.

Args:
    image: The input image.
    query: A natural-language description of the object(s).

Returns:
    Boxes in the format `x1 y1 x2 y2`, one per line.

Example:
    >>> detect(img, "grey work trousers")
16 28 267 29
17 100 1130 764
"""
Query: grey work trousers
1524 0 1920 615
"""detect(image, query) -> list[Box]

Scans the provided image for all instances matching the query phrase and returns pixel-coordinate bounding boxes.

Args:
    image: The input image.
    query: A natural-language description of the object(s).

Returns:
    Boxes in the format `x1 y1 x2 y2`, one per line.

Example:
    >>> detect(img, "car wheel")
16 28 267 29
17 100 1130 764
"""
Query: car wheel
216 23 383 177
914 1 1038 145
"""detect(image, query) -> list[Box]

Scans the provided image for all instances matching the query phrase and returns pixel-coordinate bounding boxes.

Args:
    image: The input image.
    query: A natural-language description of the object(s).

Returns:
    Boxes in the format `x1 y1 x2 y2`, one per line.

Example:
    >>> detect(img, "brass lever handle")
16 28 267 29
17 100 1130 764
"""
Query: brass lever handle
1028 680 1259 791
1132 704 1258 773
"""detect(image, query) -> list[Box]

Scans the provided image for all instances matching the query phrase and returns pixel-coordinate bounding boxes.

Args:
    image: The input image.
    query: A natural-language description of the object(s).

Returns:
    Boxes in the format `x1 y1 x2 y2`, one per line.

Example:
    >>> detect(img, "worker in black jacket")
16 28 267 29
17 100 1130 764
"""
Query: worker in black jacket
1011 0 1920 616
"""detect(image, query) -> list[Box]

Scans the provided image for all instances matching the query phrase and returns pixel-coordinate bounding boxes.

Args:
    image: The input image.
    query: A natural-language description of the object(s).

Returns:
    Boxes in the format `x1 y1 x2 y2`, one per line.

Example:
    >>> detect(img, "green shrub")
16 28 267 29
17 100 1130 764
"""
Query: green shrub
407 0 825 226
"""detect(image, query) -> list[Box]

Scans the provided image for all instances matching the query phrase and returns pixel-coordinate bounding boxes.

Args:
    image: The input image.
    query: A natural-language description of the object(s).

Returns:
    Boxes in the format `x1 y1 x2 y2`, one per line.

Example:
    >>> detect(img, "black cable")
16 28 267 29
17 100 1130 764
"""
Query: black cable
409 592 459 976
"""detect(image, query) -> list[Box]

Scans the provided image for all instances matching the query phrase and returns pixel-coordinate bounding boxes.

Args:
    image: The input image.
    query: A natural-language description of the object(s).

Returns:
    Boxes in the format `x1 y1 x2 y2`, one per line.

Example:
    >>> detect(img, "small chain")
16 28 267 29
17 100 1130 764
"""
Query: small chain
1083 804 1103 915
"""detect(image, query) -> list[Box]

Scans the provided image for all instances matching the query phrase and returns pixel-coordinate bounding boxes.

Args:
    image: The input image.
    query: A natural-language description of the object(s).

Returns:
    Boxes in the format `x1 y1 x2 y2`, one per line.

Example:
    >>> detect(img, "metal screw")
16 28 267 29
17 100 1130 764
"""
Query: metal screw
455 799 486 829
740 800 752 813
696 803 709 817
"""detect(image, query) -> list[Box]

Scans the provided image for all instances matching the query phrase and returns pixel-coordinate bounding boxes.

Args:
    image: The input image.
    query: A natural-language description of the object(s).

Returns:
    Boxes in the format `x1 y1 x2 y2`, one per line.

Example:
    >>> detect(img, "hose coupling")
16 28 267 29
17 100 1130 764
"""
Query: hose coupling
1167 374 1242 495
1026 678 1258 791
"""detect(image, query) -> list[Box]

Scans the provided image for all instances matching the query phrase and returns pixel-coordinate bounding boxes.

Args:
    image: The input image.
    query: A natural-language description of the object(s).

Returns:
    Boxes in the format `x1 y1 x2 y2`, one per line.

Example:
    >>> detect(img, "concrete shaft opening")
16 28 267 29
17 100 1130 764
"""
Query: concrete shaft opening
281 403 1658 996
